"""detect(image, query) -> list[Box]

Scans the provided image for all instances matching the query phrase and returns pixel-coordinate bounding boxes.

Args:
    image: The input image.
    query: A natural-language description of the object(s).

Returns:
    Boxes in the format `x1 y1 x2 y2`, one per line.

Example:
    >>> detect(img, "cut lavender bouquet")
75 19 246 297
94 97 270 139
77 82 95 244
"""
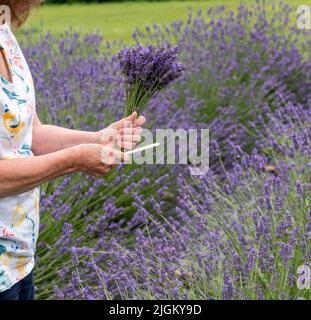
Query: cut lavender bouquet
117 44 184 116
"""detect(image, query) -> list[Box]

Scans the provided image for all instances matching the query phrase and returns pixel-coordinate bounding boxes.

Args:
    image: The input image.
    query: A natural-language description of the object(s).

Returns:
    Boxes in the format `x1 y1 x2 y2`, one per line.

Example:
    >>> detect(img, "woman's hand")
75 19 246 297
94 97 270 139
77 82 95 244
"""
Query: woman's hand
73 144 130 178
0 143 130 198
74 112 145 178
96 112 146 150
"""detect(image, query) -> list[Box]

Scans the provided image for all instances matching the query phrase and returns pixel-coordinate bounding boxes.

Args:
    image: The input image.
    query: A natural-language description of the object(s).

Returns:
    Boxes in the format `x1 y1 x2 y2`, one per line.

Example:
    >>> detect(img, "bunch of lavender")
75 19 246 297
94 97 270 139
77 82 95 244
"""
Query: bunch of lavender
117 44 184 116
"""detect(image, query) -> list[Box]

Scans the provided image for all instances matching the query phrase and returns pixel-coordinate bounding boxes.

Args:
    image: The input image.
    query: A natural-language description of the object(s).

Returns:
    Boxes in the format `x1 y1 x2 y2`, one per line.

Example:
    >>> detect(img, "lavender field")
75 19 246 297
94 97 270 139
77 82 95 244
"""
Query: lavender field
21 1 311 300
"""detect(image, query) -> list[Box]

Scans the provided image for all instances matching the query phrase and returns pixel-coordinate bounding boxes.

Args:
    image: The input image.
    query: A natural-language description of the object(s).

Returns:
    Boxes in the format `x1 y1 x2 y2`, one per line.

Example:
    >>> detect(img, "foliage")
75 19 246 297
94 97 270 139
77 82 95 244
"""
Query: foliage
18 0 311 299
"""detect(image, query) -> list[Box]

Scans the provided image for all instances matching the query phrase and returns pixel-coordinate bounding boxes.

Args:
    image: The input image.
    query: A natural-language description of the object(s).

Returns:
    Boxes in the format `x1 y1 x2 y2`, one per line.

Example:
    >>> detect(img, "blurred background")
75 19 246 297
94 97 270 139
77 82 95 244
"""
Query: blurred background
20 0 304 44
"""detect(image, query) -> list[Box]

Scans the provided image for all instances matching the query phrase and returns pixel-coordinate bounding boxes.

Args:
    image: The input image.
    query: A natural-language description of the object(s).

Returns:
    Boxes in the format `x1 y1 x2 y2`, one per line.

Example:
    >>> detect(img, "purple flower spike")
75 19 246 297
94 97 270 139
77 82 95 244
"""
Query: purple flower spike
117 44 184 116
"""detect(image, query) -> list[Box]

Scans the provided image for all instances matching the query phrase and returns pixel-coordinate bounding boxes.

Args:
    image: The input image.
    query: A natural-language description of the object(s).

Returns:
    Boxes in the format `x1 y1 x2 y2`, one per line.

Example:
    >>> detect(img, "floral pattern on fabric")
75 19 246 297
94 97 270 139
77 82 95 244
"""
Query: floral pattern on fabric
0 23 39 293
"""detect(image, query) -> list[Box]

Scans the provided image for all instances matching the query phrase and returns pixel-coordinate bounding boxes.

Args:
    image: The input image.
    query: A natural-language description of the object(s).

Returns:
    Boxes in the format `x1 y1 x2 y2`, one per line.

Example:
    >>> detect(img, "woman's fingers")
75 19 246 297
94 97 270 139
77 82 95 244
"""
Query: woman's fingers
90 166 113 178
133 115 146 127
117 133 141 142
118 141 138 150
109 112 145 130
118 127 142 135
101 146 130 165
126 112 138 122
117 133 141 150
110 112 138 130
102 113 145 152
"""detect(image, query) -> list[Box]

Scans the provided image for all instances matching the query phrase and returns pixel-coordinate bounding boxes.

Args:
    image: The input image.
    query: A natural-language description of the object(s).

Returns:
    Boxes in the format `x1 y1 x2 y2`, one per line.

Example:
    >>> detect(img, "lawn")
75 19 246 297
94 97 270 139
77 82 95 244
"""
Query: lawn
18 0 305 43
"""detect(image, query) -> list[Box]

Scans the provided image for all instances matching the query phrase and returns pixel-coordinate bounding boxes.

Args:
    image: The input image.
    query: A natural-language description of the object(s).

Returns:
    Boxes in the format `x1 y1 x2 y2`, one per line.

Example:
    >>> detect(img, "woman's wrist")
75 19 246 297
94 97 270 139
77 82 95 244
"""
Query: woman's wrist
65 145 84 173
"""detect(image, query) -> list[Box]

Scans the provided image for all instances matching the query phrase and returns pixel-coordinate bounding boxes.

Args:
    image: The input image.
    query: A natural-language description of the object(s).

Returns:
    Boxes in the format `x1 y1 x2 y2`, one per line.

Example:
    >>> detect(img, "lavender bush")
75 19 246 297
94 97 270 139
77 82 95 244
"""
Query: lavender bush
18 0 311 299
55 102 311 300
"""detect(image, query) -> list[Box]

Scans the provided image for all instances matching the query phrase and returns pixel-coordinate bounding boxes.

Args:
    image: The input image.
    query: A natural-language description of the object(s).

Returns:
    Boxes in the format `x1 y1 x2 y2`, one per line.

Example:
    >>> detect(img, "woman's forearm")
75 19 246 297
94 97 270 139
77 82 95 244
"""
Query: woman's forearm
0 147 79 198
32 124 99 156
31 112 144 156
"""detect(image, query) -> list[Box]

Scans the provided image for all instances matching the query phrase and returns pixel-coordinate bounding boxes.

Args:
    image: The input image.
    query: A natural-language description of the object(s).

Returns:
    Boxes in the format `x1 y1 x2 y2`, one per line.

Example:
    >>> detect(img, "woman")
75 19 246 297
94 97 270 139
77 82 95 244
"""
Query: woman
0 1 145 300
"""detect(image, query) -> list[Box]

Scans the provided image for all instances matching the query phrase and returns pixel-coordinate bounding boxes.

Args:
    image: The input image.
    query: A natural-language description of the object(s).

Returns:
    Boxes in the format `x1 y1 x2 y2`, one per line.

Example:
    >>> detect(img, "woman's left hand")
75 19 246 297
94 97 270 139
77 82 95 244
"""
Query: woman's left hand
96 112 146 150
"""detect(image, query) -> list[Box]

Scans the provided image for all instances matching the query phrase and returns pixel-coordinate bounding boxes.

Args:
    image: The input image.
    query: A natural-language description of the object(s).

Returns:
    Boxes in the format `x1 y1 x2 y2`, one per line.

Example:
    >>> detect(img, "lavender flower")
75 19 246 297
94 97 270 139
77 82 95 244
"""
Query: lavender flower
117 44 184 115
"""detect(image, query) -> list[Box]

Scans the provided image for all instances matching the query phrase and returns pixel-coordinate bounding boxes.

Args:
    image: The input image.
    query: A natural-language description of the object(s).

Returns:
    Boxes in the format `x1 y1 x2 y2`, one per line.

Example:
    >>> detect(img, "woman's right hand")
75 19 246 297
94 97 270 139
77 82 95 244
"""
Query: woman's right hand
73 144 130 177
0 143 131 198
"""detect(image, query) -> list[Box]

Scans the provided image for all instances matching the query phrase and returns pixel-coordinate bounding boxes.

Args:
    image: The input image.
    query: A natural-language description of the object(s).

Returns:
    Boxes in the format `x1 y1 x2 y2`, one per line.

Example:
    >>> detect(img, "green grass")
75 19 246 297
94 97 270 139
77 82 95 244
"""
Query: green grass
17 0 305 44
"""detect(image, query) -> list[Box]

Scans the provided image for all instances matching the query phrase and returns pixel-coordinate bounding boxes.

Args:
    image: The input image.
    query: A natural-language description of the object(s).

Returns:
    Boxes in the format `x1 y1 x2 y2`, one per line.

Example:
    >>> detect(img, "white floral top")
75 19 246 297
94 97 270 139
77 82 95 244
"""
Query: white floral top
0 23 39 293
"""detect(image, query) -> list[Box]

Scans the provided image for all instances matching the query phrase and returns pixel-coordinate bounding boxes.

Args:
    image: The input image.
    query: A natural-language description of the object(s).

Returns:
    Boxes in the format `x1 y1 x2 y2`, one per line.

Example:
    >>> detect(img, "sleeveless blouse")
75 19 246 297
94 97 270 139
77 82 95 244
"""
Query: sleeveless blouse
0 23 40 293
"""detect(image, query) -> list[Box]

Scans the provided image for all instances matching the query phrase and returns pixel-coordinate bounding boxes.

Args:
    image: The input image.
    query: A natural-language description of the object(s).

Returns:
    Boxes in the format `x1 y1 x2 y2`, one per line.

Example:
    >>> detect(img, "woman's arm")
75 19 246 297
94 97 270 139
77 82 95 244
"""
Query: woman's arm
31 114 98 156
0 144 128 198
32 113 145 156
